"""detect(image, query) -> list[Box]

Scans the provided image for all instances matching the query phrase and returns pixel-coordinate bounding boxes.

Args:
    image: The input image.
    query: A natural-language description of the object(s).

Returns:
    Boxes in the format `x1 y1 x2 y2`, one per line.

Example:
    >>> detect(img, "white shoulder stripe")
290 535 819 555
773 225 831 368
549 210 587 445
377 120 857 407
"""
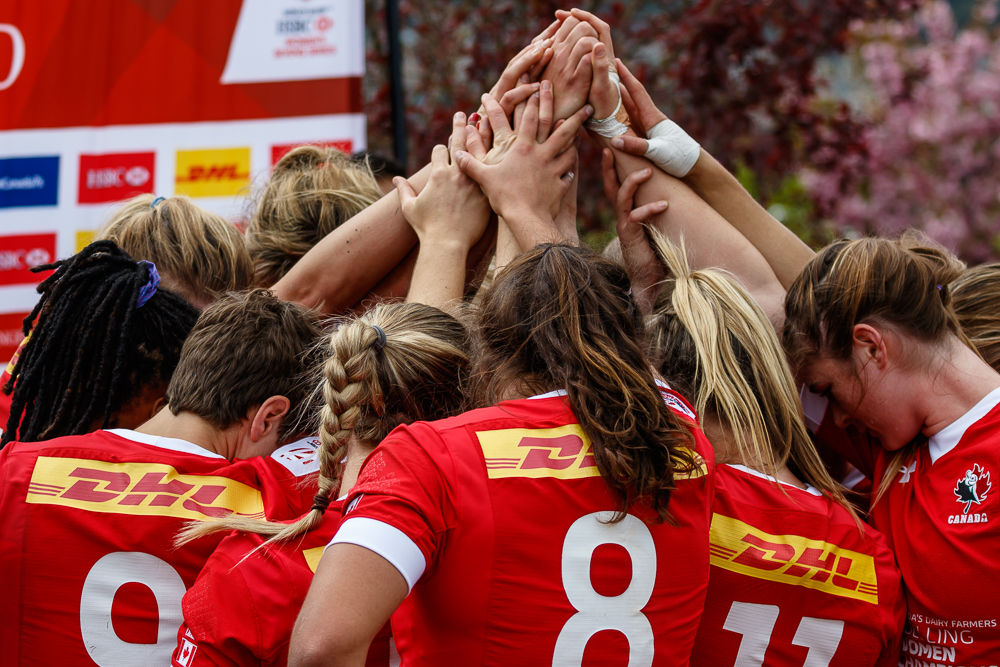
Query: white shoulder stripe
327 517 427 592
928 386 1000 464
106 428 226 460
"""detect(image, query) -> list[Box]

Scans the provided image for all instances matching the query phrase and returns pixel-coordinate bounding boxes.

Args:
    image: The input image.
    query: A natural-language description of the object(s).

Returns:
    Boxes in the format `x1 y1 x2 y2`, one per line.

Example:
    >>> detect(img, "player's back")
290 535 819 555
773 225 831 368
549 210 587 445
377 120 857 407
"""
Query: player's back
689 464 905 667
0 429 272 666
335 390 715 667
173 506 395 667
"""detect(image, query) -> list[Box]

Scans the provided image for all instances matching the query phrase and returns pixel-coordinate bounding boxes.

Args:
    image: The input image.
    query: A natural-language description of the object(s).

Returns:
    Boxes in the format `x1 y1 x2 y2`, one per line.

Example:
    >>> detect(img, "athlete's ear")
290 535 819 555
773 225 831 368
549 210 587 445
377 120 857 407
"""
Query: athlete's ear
249 395 290 444
851 323 888 369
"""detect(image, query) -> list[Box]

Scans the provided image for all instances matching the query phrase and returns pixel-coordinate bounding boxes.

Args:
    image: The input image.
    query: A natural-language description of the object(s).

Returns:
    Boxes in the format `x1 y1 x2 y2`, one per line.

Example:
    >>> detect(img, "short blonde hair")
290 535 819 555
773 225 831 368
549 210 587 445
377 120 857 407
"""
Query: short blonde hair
246 146 383 287
97 194 253 307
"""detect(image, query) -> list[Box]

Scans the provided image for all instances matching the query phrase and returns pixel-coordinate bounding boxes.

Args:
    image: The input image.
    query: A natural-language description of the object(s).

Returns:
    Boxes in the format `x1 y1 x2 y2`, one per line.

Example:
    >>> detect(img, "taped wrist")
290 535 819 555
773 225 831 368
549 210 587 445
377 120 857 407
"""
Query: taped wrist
643 119 701 177
585 70 629 138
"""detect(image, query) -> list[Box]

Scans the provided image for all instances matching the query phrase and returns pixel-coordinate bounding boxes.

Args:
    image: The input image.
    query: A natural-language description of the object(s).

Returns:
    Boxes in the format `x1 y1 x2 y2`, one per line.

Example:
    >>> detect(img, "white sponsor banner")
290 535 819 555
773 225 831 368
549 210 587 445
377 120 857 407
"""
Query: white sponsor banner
221 0 365 84
0 112 366 316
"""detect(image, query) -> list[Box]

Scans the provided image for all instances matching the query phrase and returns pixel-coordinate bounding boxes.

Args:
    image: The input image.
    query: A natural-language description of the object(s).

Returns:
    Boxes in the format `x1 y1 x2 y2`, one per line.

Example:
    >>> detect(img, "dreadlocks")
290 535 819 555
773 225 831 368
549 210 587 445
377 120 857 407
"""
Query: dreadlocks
1 240 199 445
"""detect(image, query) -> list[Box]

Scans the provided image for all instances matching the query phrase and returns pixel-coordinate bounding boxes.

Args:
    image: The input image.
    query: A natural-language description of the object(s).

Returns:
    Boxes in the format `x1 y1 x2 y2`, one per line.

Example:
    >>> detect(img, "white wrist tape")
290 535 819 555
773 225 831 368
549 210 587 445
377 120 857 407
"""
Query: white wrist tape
585 70 629 138
643 119 701 177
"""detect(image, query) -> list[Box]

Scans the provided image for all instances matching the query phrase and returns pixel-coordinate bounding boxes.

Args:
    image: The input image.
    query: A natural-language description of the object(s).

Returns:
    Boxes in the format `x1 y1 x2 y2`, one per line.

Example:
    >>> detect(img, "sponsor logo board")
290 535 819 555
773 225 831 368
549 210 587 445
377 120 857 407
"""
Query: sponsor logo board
0 311 28 364
75 230 96 253
0 156 59 208
175 148 250 198
26 456 266 520
709 513 879 604
0 233 56 286
78 152 155 203
271 140 353 165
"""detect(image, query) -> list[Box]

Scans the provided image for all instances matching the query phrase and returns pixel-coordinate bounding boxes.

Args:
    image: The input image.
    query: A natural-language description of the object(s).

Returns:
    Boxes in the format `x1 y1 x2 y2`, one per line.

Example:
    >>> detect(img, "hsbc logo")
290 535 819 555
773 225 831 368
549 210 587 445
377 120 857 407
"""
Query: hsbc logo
79 152 156 204
0 233 56 286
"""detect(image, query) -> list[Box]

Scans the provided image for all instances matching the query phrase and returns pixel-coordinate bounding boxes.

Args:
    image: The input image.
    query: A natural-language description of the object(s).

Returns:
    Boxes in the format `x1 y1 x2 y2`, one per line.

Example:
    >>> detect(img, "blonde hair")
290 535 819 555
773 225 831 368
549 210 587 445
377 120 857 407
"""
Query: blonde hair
952 263 1000 372
176 302 469 546
647 231 857 519
247 146 383 287
97 194 253 308
782 232 971 507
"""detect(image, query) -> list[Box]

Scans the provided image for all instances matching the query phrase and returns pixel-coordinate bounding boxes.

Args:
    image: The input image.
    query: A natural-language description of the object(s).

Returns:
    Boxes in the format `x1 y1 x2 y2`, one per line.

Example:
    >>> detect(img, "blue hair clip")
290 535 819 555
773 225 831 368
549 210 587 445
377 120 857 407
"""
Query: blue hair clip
150 196 166 209
136 260 160 308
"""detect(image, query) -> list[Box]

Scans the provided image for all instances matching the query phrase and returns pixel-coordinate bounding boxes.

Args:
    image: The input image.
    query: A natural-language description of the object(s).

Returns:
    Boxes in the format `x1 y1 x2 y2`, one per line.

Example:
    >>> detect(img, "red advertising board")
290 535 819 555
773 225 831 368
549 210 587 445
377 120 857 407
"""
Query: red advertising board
0 311 27 363
0 233 56 286
78 152 156 204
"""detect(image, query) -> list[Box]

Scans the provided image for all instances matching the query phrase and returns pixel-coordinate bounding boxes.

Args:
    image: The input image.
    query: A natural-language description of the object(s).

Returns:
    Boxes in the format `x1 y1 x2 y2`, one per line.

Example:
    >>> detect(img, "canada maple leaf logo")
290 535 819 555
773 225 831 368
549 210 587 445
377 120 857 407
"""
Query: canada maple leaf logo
954 464 991 515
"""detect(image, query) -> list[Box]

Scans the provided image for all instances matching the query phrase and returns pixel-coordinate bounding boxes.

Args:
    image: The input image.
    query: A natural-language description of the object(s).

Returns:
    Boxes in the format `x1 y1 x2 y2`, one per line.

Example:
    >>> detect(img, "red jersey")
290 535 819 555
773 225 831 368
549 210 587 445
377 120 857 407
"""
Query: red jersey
332 388 716 667
171 504 396 667
805 387 1000 665
690 464 905 667
0 429 311 666
0 335 27 438
240 436 321 520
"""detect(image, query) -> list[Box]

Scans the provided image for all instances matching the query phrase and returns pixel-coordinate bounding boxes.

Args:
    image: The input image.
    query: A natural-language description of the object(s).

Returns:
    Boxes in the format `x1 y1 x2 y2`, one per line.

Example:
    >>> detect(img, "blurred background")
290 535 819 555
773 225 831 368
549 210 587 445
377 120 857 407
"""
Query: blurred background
363 0 1000 261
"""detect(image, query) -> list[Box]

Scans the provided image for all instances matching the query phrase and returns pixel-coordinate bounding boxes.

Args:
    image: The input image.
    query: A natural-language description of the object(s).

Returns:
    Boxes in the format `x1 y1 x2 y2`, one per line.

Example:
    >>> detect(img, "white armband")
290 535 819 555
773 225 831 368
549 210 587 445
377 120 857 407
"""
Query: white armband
643 118 701 178
585 70 630 138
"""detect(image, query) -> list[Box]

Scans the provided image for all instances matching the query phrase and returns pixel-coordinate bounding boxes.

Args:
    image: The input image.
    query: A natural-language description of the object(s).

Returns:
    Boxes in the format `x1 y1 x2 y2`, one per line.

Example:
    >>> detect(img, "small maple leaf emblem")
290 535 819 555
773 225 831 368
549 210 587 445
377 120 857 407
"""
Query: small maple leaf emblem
954 464 991 515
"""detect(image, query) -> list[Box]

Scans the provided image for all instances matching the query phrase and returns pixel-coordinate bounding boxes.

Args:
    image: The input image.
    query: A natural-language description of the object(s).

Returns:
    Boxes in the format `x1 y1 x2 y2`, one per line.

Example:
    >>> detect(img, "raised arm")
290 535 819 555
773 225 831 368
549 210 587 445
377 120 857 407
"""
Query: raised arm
612 58 815 290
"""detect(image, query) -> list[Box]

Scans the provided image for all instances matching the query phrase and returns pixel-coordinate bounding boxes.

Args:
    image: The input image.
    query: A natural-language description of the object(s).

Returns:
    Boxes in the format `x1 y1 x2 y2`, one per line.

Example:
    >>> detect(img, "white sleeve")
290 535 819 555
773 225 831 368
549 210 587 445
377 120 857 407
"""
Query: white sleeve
327 517 427 592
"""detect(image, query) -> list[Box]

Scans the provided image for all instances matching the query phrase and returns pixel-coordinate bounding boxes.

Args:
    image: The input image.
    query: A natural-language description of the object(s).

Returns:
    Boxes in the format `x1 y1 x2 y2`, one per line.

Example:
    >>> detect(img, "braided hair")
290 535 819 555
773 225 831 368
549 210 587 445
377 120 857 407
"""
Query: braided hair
176 301 469 546
2 240 199 445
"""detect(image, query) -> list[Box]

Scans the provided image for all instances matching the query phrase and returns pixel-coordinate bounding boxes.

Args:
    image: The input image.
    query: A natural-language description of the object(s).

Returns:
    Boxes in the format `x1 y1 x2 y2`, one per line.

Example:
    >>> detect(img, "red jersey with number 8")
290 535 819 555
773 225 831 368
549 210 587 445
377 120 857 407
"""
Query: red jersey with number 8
332 389 715 667
689 464 905 667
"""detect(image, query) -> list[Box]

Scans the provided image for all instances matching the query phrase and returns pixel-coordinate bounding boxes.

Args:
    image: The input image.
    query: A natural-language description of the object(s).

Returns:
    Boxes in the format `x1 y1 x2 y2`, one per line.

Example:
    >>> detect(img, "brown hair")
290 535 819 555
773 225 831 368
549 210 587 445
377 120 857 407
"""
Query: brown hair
952 263 1000 372
247 146 383 287
177 301 469 545
647 233 856 519
97 194 253 308
472 244 697 523
165 289 324 442
782 232 969 505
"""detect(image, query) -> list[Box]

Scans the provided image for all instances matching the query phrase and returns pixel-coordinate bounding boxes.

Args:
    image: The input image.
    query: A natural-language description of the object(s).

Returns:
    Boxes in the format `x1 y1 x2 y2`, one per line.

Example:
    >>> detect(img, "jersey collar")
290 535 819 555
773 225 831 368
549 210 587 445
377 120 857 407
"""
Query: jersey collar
927 386 1000 464
726 463 823 496
106 428 226 460
527 379 672 401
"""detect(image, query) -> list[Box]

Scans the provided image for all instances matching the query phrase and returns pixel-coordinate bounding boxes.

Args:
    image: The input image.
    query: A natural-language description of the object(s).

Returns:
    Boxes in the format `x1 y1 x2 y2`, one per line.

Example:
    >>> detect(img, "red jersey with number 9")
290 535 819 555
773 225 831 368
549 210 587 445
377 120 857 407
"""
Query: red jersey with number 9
331 389 715 667
689 464 905 667
0 429 318 667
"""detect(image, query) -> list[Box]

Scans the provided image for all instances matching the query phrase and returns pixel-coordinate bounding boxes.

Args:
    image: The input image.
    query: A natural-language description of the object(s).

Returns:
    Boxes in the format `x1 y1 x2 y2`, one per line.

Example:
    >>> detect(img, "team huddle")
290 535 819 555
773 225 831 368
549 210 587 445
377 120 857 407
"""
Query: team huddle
2 9 998 667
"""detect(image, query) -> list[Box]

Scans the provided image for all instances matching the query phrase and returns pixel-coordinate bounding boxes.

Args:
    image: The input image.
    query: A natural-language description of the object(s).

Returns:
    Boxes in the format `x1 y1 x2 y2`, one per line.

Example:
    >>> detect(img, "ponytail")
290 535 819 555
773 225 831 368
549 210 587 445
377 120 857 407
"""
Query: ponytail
472 244 697 524
2 240 198 445
176 302 469 546
646 232 858 523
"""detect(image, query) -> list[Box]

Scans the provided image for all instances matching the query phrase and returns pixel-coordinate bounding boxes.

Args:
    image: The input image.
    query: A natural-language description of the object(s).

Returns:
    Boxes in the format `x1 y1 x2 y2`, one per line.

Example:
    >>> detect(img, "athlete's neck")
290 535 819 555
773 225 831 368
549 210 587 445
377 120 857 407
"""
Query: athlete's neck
702 413 806 489
134 408 251 461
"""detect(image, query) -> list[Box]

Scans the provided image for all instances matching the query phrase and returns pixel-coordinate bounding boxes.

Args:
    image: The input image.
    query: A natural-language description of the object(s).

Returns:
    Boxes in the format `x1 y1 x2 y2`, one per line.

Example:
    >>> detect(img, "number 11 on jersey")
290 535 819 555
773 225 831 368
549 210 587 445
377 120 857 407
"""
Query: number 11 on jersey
723 601 844 667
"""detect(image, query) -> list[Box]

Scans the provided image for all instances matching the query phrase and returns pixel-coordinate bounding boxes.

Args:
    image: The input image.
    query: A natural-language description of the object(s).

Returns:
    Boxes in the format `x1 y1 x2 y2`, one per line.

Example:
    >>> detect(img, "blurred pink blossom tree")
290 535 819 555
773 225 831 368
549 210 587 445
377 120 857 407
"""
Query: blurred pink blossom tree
803 0 1000 261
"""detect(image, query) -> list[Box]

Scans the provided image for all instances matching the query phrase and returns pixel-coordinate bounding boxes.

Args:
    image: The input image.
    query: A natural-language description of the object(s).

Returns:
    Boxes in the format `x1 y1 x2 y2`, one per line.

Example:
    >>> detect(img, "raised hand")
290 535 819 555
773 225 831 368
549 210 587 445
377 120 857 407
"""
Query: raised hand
601 148 669 315
537 15 599 121
456 92 592 248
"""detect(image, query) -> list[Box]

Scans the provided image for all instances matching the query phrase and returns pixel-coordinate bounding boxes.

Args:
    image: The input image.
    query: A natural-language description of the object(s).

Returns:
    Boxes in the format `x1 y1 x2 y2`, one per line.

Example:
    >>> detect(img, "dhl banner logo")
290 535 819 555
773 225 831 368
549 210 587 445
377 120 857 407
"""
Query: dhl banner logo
26 456 265 521
303 546 324 573
710 513 879 604
175 148 251 198
477 425 707 481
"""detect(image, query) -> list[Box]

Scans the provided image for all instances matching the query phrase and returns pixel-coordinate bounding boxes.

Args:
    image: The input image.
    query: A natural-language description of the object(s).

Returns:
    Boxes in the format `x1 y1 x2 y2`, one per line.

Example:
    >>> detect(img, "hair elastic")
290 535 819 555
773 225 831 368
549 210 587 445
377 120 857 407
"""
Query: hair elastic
136 260 160 308
937 284 943 291
149 196 166 209
311 493 331 514
372 325 387 351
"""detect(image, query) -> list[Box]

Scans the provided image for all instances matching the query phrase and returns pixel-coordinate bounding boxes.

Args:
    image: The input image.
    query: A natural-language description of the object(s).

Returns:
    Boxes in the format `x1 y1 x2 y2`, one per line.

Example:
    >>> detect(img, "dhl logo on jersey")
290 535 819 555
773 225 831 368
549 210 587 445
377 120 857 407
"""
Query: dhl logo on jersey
175 148 250 198
26 456 265 521
710 513 879 605
478 424 707 481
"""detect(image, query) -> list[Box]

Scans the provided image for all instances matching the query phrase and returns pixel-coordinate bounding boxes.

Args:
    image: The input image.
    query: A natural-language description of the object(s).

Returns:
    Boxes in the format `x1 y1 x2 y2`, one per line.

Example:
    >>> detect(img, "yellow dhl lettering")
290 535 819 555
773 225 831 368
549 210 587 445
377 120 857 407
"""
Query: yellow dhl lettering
710 513 879 605
26 456 265 521
303 546 324 573
477 424 707 481
174 148 251 198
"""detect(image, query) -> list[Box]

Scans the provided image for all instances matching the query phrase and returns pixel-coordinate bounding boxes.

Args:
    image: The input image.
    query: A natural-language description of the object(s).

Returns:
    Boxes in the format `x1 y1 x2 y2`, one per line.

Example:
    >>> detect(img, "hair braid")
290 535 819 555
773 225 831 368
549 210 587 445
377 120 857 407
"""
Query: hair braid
176 302 470 548
2 241 198 445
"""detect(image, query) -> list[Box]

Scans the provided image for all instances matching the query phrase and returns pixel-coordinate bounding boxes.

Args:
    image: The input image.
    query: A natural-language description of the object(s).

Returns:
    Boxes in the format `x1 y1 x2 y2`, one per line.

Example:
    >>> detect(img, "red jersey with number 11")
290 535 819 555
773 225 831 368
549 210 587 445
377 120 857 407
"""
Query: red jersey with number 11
332 389 715 667
690 464 905 667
